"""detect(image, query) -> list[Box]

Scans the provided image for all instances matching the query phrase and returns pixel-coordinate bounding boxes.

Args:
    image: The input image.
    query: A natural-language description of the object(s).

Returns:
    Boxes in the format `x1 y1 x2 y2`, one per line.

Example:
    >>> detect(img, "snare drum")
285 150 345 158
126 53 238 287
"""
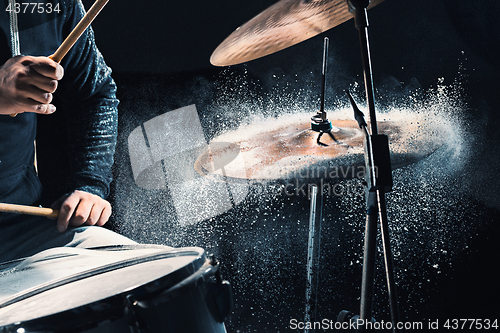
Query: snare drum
0 245 232 333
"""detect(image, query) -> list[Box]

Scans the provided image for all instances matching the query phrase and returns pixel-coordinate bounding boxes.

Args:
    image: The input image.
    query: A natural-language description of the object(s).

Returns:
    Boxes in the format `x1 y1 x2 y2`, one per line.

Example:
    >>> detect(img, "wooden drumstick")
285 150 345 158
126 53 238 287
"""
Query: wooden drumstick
10 0 110 117
50 0 110 63
0 203 59 219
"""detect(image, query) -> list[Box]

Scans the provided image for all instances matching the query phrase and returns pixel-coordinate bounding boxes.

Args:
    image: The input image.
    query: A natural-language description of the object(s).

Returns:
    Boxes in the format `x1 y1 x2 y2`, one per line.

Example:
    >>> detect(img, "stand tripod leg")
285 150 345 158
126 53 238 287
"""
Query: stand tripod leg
327 130 339 143
360 191 378 322
316 132 325 145
377 192 400 325
360 189 401 332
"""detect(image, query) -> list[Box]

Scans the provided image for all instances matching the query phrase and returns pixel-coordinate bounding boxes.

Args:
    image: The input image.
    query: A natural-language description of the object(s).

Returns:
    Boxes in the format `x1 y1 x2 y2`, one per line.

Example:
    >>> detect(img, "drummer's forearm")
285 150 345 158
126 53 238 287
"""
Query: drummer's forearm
66 101 118 199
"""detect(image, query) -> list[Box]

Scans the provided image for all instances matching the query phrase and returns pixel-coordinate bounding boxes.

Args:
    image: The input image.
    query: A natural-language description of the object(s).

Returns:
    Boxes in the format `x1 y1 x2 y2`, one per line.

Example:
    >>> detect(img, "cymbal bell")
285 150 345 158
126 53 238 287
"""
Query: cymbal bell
211 0 385 66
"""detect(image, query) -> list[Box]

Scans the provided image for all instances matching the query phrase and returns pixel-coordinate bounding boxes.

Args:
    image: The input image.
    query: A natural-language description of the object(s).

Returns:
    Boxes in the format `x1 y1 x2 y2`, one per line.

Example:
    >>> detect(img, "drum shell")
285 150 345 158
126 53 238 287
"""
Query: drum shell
0 281 226 333
135 277 226 333
0 247 230 333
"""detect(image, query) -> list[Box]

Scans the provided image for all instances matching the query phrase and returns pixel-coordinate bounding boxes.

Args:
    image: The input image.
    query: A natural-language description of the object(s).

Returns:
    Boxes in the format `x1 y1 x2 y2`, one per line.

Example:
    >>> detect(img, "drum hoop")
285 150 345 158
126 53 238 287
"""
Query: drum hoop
0 248 203 310
135 258 219 307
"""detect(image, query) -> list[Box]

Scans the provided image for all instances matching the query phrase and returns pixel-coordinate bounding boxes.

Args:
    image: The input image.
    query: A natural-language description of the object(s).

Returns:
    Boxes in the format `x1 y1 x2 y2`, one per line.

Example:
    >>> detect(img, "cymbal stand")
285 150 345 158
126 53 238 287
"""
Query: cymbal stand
311 37 339 146
344 0 400 331
304 37 337 333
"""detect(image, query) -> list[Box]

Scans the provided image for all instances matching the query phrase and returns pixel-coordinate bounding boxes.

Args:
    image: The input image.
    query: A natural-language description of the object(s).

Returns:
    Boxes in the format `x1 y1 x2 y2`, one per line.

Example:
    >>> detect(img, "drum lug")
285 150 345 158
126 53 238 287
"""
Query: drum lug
208 255 234 322
212 280 233 322
125 294 150 333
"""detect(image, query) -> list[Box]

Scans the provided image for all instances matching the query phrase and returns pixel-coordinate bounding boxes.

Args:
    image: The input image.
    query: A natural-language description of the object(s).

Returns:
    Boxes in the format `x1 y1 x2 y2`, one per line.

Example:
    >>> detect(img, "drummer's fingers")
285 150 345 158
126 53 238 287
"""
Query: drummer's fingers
10 99 57 115
29 57 64 81
18 63 60 93
91 202 111 227
26 73 59 94
16 82 55 105
57 195 80 232
84 200 109 226
68 199 94 228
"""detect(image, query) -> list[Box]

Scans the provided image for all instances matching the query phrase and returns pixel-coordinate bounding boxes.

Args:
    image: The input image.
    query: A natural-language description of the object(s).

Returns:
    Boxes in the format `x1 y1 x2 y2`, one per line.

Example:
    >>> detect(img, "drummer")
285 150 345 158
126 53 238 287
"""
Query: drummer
0 1 136 263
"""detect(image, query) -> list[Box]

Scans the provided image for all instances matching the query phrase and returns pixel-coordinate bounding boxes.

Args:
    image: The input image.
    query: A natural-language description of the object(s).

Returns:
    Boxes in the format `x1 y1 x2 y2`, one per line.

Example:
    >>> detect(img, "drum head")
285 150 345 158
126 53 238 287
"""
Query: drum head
0 246 205 330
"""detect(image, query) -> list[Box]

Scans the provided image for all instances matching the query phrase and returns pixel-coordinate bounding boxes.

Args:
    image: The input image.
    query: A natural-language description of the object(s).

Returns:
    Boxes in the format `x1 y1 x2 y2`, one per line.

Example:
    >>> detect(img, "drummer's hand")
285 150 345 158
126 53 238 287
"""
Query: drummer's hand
51 190 112 233
0 55 64 115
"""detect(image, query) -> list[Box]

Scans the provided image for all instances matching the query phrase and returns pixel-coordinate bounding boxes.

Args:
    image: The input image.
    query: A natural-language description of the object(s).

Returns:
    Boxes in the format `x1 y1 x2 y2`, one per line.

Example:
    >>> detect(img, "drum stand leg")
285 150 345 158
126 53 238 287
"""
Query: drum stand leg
304 184 323 333
339 1 401 331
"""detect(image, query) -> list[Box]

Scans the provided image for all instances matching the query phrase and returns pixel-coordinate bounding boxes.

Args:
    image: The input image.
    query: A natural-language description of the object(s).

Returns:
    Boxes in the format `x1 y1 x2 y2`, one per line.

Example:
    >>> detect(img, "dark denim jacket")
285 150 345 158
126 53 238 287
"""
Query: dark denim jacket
0 0 118 208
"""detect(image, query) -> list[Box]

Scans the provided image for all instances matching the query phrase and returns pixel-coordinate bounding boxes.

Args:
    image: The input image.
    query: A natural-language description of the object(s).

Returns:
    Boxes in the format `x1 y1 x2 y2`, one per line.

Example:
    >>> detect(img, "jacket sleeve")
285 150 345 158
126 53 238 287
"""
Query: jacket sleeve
56 1 119 199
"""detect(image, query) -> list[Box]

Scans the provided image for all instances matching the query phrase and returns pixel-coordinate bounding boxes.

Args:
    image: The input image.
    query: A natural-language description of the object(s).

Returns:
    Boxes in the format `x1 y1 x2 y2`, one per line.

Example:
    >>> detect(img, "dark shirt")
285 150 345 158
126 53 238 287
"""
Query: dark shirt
0 1 118 208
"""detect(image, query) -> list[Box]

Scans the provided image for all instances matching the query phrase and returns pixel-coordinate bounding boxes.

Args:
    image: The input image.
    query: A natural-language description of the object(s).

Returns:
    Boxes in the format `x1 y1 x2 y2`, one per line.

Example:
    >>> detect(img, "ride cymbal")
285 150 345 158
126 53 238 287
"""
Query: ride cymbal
211 0 384 66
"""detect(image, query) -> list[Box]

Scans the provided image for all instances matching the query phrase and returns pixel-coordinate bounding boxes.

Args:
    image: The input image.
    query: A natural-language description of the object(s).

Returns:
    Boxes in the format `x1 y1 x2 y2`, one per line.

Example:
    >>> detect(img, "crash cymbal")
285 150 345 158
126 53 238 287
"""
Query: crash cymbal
211 0 384 66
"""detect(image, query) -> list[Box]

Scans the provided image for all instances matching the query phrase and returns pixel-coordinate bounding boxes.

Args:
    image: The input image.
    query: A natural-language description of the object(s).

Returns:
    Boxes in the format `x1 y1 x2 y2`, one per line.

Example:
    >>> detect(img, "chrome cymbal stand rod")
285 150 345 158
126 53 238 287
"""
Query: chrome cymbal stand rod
347 0 400 331
320 37 329 119
311 38 338 145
